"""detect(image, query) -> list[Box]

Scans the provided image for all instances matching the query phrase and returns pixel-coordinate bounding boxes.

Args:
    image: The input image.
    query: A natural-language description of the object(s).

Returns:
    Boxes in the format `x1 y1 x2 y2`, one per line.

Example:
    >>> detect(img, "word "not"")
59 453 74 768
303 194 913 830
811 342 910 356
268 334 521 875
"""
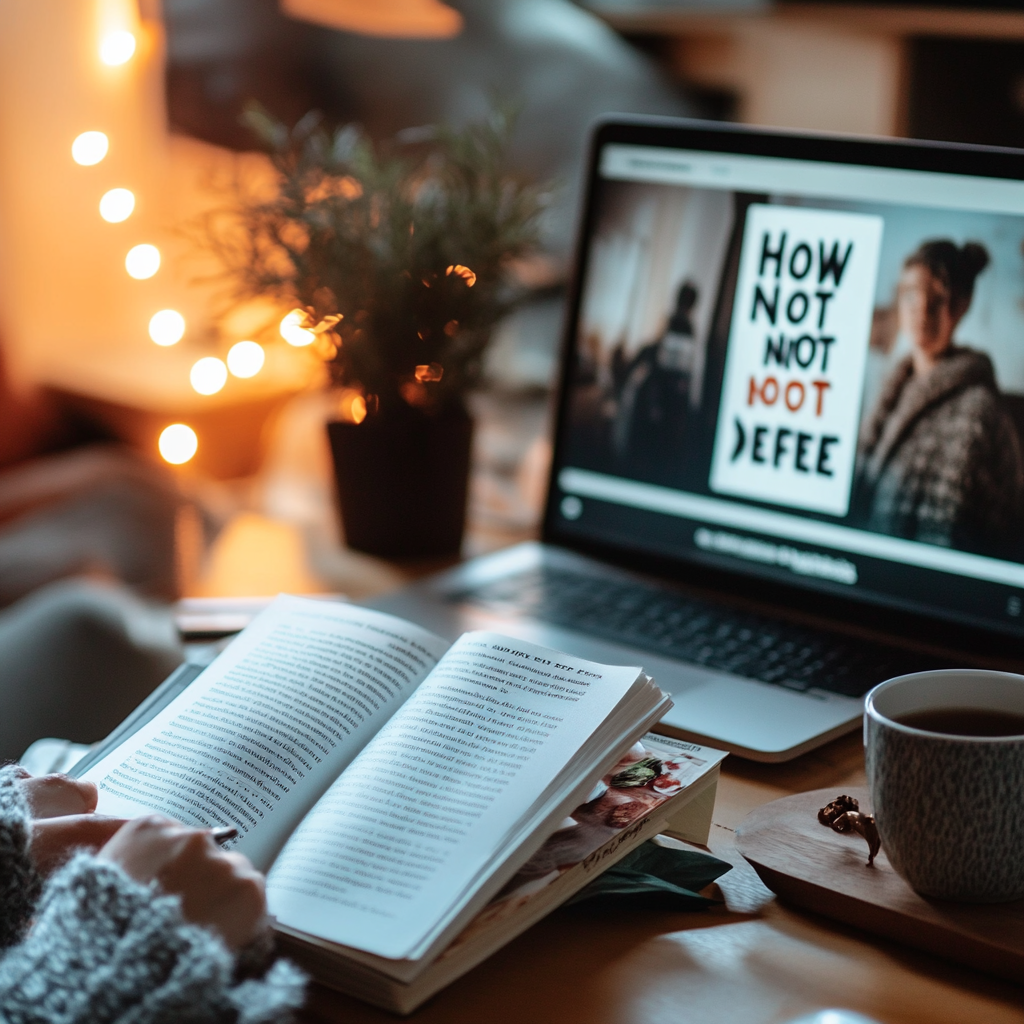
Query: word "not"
749 376 831 416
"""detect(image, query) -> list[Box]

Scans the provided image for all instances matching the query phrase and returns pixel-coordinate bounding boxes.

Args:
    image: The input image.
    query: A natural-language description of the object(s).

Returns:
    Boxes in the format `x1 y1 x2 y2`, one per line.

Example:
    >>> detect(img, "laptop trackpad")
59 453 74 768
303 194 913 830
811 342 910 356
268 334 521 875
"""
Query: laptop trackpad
661 679 860 755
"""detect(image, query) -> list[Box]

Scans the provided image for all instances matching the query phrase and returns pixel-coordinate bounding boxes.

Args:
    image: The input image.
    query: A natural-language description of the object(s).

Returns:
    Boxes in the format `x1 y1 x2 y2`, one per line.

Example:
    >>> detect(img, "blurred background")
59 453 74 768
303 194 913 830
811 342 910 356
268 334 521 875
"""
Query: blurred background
3 0 1024 614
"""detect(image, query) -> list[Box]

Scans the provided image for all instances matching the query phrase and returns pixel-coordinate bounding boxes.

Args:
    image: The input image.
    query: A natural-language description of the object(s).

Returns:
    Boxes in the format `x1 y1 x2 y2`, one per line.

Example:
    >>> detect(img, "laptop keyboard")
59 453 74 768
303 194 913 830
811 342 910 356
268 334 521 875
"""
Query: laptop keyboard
454 567 939 699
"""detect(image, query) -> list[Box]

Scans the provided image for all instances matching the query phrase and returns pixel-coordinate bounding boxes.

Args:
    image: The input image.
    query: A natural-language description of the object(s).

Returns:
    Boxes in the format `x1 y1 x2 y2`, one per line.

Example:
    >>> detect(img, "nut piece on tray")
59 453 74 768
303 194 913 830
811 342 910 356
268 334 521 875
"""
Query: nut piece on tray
818 794 881 866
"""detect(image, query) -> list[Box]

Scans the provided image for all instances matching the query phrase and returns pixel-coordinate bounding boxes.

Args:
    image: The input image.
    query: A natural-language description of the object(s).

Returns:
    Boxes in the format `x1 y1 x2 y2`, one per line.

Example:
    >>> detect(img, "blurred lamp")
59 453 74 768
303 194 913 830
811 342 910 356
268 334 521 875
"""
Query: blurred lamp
125 243 160 279
280 309 315 346
99 187 135 222
227 340 265 378
280 0 462 38
100 28 136 65
149 309 186 346
159 424 198 464
191 356 228 395
72 131 109 166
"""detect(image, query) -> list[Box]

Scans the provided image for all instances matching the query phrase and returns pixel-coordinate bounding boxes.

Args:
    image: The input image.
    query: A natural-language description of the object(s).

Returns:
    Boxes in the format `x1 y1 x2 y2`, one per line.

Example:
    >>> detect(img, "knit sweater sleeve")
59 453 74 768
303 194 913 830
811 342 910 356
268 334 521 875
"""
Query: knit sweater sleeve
0 851 306 1024
0 762 305 1024
0 766 42 950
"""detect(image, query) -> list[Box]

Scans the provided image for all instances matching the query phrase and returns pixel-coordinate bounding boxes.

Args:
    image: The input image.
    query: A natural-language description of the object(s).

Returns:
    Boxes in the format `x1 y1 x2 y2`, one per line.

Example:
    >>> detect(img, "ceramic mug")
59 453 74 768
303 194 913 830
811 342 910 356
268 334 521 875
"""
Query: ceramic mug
864 669 1024 903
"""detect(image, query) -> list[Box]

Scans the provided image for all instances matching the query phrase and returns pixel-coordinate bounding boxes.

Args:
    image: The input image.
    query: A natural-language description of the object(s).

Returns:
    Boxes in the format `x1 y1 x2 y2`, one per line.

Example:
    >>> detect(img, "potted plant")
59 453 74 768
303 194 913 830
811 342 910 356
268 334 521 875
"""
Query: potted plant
203 106 548 558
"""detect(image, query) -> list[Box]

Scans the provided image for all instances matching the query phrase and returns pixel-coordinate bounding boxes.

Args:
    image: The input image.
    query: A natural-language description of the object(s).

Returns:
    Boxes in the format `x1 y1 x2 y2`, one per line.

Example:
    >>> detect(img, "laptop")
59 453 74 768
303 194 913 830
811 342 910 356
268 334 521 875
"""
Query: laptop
370 116 1024 761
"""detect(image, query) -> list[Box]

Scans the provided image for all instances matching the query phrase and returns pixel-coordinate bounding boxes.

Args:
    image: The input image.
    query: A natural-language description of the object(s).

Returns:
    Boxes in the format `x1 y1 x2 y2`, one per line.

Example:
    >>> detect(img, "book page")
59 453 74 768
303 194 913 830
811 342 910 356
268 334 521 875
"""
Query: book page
265 632 645 959
81 596 449 871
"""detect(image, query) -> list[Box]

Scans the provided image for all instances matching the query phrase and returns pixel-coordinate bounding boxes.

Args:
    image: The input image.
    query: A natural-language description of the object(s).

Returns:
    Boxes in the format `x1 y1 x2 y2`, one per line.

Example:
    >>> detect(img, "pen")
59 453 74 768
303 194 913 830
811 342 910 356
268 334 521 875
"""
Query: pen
210 826 239 845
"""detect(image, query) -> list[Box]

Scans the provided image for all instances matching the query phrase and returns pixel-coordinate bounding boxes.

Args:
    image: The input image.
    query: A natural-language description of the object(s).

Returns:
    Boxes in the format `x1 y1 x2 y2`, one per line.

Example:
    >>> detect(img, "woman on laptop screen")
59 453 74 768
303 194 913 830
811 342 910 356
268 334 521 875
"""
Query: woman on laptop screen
854 239 1024 556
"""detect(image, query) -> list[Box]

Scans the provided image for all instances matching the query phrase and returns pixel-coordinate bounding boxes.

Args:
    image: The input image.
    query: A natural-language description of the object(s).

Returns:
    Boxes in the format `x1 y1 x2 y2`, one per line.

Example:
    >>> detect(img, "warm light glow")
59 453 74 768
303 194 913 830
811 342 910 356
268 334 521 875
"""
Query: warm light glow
312 333 338 361
100 30 136 65
305 175 363 204
190 356 228 395
280 0 463 39
446 263 477 287
414 362 443 382
125 244 160 279
99 188 135 223
159 424 198 464
72 131 109 166
336 389 368 424
148 309 185 346
227 340 265 378
280 309 315 346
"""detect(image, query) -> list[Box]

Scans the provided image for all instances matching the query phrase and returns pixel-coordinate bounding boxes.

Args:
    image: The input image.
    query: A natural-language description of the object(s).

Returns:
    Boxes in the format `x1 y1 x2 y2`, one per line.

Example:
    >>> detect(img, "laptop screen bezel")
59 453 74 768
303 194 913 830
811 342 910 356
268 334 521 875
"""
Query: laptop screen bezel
542 116 1024 661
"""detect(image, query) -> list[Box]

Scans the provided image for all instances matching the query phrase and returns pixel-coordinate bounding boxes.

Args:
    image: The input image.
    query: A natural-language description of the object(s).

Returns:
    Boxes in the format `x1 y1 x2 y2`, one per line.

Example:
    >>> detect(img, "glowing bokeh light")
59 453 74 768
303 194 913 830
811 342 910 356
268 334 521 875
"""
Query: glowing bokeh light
100 30 136 66
227 340 265 378
337 389 367 424
280 309 315 346
72 131 109 166
99 188 135 223
158 424 197 464
148 310 185 346
445 263 477 287
125 244 160 279
190 356 228 395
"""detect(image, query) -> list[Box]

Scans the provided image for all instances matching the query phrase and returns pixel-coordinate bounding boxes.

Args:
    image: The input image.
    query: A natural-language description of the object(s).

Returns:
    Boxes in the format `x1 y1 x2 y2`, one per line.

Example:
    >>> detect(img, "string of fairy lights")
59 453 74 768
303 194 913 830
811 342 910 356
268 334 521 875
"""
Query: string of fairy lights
70 12 309 468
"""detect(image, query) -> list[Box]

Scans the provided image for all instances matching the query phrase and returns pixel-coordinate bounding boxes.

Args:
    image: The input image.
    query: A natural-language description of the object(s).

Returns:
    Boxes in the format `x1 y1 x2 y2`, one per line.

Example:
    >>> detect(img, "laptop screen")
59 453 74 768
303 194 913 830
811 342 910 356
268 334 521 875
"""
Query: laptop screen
548 123 1024 637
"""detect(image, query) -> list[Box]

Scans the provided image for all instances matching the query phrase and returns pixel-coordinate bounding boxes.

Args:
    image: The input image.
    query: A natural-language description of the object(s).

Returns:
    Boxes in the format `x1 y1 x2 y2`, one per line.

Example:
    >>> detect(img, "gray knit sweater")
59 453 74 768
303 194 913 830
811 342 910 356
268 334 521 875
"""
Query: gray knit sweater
0 766 306 1023
855 346 1024 554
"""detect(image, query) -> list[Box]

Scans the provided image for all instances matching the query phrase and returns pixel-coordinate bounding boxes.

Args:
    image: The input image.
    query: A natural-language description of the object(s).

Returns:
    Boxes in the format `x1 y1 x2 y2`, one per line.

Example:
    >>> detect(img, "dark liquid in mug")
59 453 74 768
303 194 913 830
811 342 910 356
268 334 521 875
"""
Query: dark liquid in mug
896 708 1024 737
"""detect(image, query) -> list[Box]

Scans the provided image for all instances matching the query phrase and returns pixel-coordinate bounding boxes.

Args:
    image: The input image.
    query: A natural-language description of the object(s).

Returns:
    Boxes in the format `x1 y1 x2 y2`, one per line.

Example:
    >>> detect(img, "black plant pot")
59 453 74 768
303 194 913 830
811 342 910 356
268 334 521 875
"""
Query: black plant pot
327 405 473 559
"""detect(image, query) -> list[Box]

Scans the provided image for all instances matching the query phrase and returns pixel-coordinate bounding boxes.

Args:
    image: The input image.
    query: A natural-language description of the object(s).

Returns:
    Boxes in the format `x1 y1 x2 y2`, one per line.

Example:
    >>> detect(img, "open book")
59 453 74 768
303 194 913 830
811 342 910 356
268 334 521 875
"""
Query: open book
279 729 725 1012
76 595 723 1010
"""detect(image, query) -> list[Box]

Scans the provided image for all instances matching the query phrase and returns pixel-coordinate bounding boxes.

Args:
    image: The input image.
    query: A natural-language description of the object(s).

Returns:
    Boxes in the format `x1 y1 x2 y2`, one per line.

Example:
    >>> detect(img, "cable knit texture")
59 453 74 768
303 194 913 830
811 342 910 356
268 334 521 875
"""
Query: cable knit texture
0 767 42 950
0 768 306 1024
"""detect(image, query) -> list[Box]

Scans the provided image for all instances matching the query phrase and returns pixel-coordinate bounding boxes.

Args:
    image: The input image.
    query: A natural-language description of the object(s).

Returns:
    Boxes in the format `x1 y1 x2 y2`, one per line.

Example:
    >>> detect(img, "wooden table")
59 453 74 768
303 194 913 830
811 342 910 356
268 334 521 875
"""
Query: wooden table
297 729 1024 1024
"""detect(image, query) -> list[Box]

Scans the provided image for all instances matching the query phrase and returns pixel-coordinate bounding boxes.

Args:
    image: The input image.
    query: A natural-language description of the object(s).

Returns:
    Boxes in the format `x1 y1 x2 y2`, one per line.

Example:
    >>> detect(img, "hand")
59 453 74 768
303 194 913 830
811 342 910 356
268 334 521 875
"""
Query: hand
19 772 98 818
17 772 128 874
31 814 128 875
99 815 266 950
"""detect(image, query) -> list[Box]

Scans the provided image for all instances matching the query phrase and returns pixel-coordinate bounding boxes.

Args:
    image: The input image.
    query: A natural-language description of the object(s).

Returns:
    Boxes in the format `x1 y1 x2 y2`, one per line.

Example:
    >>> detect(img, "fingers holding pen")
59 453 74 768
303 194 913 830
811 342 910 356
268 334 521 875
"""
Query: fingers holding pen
17 773 266 950
99 816 266 950
159 836 267 951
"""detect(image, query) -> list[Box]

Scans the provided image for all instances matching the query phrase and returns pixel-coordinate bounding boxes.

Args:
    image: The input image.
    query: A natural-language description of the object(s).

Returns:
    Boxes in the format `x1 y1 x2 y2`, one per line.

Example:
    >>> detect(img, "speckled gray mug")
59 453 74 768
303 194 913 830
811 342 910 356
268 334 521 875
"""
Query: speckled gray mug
865 669 1024 903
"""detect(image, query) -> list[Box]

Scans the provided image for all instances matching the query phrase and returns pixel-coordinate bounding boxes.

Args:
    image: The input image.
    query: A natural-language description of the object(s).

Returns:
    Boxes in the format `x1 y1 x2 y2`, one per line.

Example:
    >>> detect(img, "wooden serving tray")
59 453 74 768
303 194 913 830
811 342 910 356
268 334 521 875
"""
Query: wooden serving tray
735 787 1024 984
